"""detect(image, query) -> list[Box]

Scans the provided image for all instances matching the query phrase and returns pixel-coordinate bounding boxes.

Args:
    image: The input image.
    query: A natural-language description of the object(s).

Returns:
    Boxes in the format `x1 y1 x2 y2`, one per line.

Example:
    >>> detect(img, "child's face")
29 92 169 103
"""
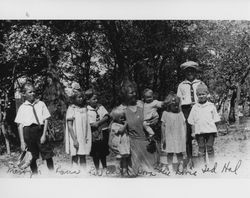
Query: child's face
75 93 85 107
25 86 35 103
88 94 98 108
119 113 126 124
185 68 196 82
169 102 180 113
197 92 208 104
144 91 154 103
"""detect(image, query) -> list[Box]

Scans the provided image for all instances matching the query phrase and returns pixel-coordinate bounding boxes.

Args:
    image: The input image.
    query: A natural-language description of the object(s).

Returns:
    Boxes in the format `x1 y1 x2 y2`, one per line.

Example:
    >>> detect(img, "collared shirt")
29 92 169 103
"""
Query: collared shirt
15 100 51 127
188 101 220 135
87 105 109 130
177 79 203 105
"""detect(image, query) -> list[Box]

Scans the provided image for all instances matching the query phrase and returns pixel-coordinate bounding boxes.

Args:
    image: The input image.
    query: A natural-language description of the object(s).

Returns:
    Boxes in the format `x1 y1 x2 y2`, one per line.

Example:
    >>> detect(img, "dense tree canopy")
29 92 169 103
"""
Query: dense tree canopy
0 20 250 113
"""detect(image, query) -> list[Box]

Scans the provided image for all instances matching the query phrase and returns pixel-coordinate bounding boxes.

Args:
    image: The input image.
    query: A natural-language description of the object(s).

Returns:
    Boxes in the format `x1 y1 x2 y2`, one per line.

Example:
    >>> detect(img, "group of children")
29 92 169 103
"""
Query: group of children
14 60 221 176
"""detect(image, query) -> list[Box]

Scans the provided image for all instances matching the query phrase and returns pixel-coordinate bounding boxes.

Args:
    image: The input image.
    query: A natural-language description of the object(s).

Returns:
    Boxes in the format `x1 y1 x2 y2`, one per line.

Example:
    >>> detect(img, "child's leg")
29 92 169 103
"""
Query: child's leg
92 156 100 170
143 121 154 136
119 157 125 175
167 153 174 171
72 155 79 166
30 158 38 174
79 155 87 169
196 134 206 165
46 158 54 170
205 133 215 163
100 155 107 169
167 153 174 164
176 153 184 162
176 153 184 172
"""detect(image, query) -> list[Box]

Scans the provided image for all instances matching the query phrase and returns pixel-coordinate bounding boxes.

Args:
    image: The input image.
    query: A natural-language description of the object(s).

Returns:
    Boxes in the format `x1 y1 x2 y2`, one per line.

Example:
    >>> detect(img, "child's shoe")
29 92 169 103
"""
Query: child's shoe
186 159 194 170
177 161 184 173
161 164 169 173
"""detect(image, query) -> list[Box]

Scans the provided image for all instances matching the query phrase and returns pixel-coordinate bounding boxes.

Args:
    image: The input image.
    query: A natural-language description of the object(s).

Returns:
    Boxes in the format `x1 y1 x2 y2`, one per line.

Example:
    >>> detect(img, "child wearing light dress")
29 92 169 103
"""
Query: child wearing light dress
110 107 130 176
142 88 163 138
65 91 91 170
161 93 186 172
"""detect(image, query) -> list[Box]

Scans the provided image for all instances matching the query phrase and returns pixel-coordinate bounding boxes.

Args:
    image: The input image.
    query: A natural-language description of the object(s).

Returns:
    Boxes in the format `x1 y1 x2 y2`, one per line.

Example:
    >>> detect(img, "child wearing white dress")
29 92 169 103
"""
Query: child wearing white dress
110 107 130 176
65 91 91 170
188 84 220 166
142 89 163 137
161 93 186 172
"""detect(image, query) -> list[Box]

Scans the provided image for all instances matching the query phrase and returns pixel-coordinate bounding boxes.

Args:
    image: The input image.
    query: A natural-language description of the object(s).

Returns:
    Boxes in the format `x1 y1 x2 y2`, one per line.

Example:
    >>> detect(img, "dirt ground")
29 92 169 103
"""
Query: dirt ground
1 117 250 178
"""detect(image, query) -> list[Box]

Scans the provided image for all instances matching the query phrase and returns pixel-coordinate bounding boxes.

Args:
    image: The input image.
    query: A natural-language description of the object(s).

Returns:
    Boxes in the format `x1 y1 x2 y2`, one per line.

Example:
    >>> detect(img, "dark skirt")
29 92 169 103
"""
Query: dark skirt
90 129 109 157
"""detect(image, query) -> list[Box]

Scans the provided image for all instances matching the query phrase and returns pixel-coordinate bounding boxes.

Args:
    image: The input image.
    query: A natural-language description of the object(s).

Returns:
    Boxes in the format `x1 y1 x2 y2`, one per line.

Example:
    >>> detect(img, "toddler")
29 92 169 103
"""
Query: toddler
110 107 130 176
143 88 163 138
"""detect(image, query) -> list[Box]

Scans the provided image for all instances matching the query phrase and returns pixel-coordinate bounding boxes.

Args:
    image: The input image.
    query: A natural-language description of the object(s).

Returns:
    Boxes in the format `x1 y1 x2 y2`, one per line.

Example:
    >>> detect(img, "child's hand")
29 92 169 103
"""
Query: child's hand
73 140 79 150
91 122 99 129
20 141 26 151
162 141 166 150
40 134 46 144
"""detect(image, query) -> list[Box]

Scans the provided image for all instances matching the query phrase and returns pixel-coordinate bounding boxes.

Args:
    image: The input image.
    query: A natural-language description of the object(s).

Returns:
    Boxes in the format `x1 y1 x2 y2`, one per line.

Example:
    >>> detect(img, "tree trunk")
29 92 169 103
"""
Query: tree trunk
235 83 241 131
102 21 129 81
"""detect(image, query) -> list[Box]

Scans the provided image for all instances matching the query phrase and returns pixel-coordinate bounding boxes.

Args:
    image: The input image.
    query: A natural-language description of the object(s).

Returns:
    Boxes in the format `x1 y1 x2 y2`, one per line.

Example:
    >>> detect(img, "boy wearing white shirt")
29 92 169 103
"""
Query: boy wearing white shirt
15 83 54 174
177 61 206 167
188 83 220 165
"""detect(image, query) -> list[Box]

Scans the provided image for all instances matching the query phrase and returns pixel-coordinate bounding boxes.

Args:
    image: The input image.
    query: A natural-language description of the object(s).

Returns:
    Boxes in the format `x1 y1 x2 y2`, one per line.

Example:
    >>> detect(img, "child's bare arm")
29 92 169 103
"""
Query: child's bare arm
40 119 48 144
67 120 79 149
118 122 128 134
94 114 110 128
18 124 25 151
161 122 166 142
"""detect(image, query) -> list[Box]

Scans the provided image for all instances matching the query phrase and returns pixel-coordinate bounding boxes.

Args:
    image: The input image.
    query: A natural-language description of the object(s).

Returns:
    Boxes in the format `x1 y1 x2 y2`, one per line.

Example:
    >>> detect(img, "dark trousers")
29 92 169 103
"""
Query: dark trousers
181 105 193 159
23 124 54 173
196 133 215 162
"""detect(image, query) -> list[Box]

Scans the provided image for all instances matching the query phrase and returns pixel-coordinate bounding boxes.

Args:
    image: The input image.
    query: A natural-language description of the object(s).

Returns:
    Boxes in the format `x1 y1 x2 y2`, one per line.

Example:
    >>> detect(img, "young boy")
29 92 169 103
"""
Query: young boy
177 61 206 168
188 83 220 165
143 88 163 138
15 83 54 175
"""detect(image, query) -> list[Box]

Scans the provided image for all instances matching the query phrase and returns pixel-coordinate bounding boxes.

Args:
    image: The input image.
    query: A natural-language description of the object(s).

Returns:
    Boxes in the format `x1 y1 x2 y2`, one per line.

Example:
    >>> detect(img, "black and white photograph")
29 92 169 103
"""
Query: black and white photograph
0 18 250 179
0 1 250 189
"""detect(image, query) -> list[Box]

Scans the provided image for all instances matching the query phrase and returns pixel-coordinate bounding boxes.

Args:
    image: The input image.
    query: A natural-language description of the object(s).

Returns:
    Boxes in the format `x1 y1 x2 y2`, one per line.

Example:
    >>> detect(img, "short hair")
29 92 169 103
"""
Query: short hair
110 107 125 122
22 82 35 94
85 89 96 100
196 83 209 95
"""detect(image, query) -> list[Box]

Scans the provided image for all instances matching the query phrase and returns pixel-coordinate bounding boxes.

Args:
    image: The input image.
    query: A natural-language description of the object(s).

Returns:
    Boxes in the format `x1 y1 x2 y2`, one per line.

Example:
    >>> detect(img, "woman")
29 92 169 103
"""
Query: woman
119 81 157 175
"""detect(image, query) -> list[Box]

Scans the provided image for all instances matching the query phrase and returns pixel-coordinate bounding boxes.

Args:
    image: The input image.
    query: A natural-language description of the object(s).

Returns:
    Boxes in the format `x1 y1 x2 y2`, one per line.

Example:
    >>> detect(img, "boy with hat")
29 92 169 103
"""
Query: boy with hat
15 83 54 175
187 83 220 165
177 61 206 168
